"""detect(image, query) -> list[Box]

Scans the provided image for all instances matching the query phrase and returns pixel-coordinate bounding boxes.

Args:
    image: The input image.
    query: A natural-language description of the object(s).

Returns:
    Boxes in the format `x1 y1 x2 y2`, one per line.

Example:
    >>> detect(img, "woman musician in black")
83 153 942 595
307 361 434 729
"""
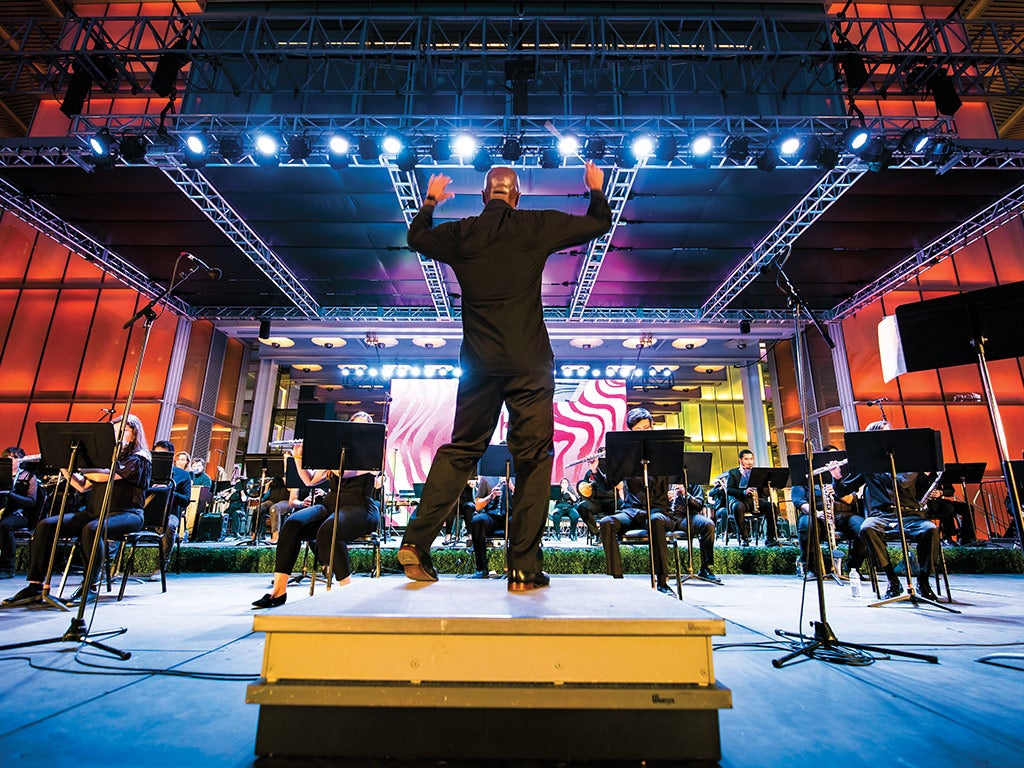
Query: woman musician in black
1 447 40 579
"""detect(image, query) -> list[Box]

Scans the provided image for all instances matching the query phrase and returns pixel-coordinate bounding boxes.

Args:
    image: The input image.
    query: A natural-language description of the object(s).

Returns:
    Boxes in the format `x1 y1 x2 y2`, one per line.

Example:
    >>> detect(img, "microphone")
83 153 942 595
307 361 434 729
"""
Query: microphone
867 397 890 406
181 251 222 280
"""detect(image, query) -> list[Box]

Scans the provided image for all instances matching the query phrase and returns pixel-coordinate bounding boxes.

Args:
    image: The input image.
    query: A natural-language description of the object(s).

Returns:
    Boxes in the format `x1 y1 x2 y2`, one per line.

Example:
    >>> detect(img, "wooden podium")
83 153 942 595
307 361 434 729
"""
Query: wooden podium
248 577 730 762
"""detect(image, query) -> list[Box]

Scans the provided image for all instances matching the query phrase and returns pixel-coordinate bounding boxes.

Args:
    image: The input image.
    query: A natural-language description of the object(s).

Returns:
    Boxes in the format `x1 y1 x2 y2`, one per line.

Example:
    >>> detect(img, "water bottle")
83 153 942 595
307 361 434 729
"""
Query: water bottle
849 569 861 598
796 560 805 579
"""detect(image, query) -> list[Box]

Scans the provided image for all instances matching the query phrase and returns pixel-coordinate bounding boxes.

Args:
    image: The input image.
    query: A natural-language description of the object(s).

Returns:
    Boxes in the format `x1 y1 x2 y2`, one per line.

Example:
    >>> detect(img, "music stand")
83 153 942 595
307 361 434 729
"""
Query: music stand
844 428 959 614
605 428 687 590
675 451 718 586
789 450 848 585
0 457 11 493
930 462 986 544
301 420 385 591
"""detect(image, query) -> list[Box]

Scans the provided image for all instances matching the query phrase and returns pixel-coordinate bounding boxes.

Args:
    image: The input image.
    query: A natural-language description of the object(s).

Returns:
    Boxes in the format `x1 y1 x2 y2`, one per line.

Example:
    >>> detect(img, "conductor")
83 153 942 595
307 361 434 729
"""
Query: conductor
397 161 612 591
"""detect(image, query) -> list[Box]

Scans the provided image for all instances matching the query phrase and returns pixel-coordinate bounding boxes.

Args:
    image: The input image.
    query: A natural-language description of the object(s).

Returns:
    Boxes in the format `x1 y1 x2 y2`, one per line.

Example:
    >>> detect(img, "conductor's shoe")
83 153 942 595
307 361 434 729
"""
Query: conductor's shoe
3 583 42 604
397 544 438 582
507 570 550 592
698 567 722 584
252 592 287 609
884 579 905 599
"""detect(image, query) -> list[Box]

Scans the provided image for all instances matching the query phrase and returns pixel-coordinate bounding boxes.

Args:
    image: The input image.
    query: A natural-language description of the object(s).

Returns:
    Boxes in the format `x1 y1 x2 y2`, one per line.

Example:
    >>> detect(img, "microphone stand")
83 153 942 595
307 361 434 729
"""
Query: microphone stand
0 257 205 659
770 260 938 667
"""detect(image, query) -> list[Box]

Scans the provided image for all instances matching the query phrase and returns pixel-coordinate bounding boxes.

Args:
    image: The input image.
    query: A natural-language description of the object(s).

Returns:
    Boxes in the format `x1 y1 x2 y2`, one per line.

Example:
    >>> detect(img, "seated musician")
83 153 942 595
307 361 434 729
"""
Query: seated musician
576 455 615 537
468 476 514 578
442 477 477 546
667 482 721 583
5 415 151 605
1 447 40 580
190 458 213 488
840 420 941 601
791 447 866 577
258 474 290 542
550 477 580 540
919 472 977 545
143 441 192 579
267 484 324 545
252 412 381 609
597 407 676 595
725 449 781 547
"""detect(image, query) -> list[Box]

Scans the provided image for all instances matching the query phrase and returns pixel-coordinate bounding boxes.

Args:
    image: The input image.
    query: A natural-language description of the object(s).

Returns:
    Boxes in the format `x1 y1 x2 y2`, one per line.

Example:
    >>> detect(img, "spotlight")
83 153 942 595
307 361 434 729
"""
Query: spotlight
756 147 779 173
151 37 189 98
471 146 492 172
927 137 955 165
89 128 117 161
656 136 679 163
583 137 606 160
690 133 713 158
777 132 802 158
381 135 404 155
430 137 452 162
396 146 419 172
899 128 931 154
540 147 560 169
254 133 280 166
558 134 580 157
182 133 210 167
856 137 892 172
799 135 839 169
501 137 523 162
740 319 751 335
60 67 93 117
630 134 655 162
287 135 311 162
358 136 380 161
327 135 351 168
452 133 477 159
724 135 749 164
219 135 242 163
843 127 871 153
927 71 962 116
120 134 148 163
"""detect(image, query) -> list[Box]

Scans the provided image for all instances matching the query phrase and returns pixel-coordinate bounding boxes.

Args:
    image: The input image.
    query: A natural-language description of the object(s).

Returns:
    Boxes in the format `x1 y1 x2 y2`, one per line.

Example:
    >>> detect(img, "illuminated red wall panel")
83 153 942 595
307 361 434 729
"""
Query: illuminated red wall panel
25 234 72 281
32 289 98 397
0 290 58 398
125 311 180 400
76 292 135 399
22 403 76 455
0 217 36 279
214 337 244 422
986 224 1024 283
177 322 214 410
0 404 29 450
945 406 1001 468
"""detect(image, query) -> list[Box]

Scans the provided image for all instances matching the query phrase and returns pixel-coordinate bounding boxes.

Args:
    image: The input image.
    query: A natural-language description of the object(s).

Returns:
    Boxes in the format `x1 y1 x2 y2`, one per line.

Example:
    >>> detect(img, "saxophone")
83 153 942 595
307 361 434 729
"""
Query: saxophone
821 483 841 573
747 487 758 512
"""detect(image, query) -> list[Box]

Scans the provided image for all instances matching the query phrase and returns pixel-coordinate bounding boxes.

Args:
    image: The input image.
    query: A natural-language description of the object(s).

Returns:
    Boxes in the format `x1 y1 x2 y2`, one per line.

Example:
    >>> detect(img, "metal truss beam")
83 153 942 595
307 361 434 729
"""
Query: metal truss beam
0 175 192 315
2 14 1022 101
160 163 320 318
701 164 867 319
831 180 1024 320
568 164 641 319
384 163 453 320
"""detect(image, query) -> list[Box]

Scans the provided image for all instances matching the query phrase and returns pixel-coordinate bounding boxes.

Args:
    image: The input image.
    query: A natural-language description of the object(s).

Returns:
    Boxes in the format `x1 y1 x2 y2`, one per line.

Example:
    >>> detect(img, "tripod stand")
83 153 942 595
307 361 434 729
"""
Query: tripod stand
771 259 939 667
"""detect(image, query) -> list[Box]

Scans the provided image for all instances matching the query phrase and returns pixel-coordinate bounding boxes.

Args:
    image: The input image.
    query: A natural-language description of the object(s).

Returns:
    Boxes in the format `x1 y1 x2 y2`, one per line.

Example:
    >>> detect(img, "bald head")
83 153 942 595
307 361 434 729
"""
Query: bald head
482 167 521 207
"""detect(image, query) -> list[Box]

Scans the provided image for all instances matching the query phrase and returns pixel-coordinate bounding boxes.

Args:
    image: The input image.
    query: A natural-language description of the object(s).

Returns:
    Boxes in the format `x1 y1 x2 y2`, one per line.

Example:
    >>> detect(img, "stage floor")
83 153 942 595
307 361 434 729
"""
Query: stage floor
0 572 1022 767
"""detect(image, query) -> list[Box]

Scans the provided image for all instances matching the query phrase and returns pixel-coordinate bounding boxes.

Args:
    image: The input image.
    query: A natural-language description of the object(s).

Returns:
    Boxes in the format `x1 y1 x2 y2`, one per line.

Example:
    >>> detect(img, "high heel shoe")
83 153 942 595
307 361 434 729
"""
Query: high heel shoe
252 592 287 609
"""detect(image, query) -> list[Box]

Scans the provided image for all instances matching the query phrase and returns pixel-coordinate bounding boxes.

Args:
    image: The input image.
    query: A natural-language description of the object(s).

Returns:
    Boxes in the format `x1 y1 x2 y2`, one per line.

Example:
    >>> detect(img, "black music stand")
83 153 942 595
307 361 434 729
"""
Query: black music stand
0 457 11 493
789 450 848 585
0 422 132 657
893 281 1024 548
479 445 515 575
844 428 959 614
675 451 718 586
747 467 789 545
238 454 286 546
605 428 687 590
302 420 385 591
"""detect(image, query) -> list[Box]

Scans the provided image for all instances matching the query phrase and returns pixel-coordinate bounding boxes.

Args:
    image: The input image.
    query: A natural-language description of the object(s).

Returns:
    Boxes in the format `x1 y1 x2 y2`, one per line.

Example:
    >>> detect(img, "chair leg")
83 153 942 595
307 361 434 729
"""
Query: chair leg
158 543 167 594
117 542 134 601
672 538 683 600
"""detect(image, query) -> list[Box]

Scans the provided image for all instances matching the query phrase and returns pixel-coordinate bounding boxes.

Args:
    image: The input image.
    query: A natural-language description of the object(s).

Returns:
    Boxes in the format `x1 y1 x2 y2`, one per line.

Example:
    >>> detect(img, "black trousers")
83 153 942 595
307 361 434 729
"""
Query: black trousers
469 509 505 571
928 498 977 543
859 514 939 576
551 503 580 539
797 512 867 572
729 498 779 542
402 368 554 573
443 500 476 540
275 503 377 581
577 497 614 535
667 513 716 570
599 509 672 580
0 511 29 570
28 510 143 583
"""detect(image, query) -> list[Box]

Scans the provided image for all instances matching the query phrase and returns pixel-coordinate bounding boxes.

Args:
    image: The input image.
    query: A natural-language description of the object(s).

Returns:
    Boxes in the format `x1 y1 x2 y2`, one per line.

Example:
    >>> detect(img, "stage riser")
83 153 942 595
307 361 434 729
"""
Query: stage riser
254 705 723 762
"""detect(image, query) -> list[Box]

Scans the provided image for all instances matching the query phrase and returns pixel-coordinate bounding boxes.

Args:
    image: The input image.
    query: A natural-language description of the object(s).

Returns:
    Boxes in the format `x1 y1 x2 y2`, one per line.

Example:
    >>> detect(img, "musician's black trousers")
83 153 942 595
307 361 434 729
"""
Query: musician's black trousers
859 515 939 576
469 509 505 571
403 368 554 573
576 497 614 535
729 498 780 542
667 513 717 570
599 509 671 580
28 510 143 583
797 512 867 572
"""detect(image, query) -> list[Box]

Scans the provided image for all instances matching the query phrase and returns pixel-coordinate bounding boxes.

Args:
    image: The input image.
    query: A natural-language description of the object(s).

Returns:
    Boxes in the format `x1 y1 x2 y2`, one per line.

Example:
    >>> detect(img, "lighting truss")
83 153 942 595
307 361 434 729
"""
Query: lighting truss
2 14 1022 102
0 175 192 316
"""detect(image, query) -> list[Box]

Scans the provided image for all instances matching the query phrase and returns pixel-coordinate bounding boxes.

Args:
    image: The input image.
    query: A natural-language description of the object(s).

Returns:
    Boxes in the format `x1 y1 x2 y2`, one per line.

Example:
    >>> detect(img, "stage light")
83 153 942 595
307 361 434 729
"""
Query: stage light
655 136 678 163
900 128 931 154
396 146 419 172
328 135 351 168
254 133 280 166
777 132 802 158
927 71 962 116
501 137 523 162
724 135 749 164
258 320 271 340
558 134 580 157
382 135 404 155
843 127 871 153
358 137 379 161
182 133 210 167
287 135 311 162
453 133 477 159
855 137 892 172
756 147 779 173
471 147 492 172
799 135 839 170
219 136 242 163
690 133 713 158
540 147 560 169
60 67 93 117
430 137 452 162
740 319 751 335
583 137 606 160
120 134 148 163
89 128 117 161
630 134 655 161
151 37 189 98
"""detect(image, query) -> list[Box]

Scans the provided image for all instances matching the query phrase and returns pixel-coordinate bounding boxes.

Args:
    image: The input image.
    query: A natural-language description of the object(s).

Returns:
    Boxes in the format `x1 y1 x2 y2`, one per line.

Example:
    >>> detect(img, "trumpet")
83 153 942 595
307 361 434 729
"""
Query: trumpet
566 448 605 468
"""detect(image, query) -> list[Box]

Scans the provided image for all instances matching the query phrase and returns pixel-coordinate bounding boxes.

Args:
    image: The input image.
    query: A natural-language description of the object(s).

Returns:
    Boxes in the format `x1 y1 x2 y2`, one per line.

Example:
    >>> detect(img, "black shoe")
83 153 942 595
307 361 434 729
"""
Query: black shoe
698 568 722 584
507 569 550 592
397 544 438 582
252 592 287 609
3 583 43 605
740 539 751 548
765 539 781 547
916 582 940 602
0 570 15 580
884 580 905 600
470 570 490 579
69 584 99 606
656 582 676 596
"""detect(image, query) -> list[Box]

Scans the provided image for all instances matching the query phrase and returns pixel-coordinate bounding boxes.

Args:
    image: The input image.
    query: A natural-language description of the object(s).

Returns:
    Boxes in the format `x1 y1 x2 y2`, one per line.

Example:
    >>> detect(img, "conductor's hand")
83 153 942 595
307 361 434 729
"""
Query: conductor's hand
424 174 454 207
583 160 604 192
